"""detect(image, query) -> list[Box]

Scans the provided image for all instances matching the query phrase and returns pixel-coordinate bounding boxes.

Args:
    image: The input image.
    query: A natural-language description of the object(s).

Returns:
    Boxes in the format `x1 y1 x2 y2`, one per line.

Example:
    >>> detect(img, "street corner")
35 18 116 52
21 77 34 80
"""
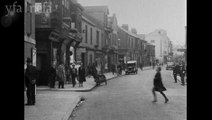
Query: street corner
25 91 83 120
62 95 83 120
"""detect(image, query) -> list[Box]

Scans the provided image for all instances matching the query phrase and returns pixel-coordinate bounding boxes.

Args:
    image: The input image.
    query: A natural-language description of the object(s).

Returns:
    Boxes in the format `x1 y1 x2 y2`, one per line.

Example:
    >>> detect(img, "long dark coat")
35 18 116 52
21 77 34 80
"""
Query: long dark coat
153 72 166 91
180 65 186 77
78 66 86 83
49 67 56 81
48 66 56 87
25 65 38 86
174 64 181 75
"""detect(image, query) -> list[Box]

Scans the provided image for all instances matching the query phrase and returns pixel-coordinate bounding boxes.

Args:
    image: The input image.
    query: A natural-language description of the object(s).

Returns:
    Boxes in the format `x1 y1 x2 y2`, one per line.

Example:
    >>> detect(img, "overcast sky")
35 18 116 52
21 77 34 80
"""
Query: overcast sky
78 0 186 46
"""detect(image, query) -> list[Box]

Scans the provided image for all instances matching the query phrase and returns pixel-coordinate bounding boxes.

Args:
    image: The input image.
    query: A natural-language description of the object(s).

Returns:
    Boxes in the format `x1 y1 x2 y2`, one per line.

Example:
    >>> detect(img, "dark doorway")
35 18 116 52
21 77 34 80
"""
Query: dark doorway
37 53 49 86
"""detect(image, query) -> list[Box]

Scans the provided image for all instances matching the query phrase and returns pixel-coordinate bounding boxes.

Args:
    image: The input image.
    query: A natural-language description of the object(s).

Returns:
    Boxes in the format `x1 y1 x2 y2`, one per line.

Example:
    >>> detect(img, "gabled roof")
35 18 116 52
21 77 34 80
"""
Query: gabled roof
118 26 140 39
83 6 109 14
82 15 96 27
108 14 118 29
82 12 104 30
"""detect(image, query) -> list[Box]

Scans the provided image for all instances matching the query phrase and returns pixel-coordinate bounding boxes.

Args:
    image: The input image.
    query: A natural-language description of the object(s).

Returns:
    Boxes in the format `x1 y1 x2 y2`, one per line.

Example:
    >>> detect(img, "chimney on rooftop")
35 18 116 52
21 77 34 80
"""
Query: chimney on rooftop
131 28 137 34
122 24 129 31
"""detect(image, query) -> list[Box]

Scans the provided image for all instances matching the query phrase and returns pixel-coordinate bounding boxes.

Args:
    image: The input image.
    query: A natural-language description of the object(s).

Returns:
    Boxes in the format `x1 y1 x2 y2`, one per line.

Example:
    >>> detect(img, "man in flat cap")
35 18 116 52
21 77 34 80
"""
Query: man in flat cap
25 57 38 105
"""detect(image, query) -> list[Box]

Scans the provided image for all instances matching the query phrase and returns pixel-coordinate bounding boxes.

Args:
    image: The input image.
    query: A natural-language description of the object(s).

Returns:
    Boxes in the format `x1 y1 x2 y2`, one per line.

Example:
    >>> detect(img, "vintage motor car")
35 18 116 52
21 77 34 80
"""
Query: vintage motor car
125 60 138 75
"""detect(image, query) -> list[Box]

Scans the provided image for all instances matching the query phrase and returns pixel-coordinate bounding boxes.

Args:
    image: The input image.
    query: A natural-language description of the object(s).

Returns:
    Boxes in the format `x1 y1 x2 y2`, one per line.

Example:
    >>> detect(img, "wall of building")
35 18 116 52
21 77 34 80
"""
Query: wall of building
118 27 128 49
145 29 171 63
24 41 35 61
80 15 104 66
25 0 36 64
145 35 161 60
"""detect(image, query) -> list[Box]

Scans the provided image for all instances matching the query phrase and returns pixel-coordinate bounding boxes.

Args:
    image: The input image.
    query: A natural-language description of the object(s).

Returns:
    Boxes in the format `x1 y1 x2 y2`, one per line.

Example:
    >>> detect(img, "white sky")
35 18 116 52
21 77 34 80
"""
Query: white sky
78 0 186 46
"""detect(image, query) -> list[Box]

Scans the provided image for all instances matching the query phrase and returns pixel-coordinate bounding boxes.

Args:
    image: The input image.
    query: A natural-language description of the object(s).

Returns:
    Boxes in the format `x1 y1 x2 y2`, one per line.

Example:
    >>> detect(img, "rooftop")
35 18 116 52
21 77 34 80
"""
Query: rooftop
82 12 104 30
83 6 109 14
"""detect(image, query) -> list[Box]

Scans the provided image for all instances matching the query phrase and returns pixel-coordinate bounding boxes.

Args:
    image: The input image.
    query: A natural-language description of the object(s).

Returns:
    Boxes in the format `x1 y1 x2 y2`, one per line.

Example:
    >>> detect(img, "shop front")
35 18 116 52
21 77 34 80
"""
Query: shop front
95 51 104 74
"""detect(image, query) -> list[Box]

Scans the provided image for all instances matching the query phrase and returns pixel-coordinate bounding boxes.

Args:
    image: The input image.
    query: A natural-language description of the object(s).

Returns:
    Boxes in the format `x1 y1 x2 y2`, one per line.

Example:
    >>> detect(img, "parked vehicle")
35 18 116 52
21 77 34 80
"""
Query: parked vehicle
166 62 174 70
125 61 138 75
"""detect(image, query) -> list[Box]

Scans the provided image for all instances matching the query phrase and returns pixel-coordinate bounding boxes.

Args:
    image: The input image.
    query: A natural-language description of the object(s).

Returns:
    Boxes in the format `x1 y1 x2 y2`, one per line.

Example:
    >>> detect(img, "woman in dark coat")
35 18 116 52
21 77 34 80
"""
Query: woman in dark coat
152 67 169 103
71 64 77 87
78 64 86 87
48 65 56 88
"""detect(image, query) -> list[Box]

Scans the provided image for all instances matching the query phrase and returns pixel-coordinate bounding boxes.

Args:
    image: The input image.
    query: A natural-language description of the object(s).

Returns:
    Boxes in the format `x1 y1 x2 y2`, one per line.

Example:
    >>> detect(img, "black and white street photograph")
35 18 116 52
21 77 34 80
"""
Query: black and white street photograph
23 0 187 120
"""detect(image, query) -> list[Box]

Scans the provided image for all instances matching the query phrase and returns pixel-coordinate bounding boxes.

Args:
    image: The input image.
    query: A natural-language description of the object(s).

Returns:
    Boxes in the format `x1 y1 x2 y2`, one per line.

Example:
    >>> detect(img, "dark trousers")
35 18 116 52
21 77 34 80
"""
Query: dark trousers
72 75 76 87
26 84 35 104
50 79 55 88
112 70 115 75
58 81 64 88
173 74 177 82
120 69 122 75
181 75 185 85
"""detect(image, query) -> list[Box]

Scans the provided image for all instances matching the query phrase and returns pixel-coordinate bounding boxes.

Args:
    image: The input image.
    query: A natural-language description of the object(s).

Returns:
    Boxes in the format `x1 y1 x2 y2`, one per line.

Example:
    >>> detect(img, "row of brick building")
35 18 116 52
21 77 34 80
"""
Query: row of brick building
24 0 155 86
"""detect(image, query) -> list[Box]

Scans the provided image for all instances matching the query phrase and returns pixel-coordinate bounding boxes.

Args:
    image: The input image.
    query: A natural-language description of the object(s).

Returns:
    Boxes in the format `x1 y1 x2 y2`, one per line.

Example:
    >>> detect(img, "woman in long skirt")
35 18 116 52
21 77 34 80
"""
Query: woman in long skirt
152 67 169 103
78 64 86 87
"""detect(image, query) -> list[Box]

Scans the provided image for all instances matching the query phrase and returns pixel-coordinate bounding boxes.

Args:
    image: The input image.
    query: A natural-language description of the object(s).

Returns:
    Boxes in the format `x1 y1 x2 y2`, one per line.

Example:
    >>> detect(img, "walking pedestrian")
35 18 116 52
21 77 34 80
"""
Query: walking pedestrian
57 63 66 88
48 64 56 88
140 63 143 70
153 62 155 69
180 64 186 86
66 65 71 84
173 63 179 83
90 64 98 80
87 63 92 78
25 58 38 105
78 63 86 87
111 64 115 75
152 67 169 103
118 63 122 75
71 64 77 87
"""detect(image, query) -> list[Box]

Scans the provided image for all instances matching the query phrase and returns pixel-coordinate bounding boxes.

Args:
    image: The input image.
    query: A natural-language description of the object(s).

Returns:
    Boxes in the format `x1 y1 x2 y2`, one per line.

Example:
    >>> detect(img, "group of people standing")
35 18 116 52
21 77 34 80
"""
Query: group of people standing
48 62 86 88
24 58 88 106
173 62 186 86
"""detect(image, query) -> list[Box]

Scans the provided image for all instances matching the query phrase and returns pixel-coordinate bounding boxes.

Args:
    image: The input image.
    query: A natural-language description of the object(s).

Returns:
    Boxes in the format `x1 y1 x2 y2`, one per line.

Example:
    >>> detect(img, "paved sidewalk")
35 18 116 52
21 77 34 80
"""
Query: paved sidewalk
37 72 119 92
24 68 152 120
24 91 81 120
24 72 123 120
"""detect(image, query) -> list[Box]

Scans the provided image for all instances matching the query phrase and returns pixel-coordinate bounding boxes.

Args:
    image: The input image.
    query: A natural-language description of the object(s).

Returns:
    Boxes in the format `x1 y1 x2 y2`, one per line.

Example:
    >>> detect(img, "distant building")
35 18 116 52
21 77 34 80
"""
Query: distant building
145 29 171 63
146 43 156 66
79 11 104 71
107 14 119 66
118 25 152 66
118 24 139 63
35 0 84 85
83 6 113 72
